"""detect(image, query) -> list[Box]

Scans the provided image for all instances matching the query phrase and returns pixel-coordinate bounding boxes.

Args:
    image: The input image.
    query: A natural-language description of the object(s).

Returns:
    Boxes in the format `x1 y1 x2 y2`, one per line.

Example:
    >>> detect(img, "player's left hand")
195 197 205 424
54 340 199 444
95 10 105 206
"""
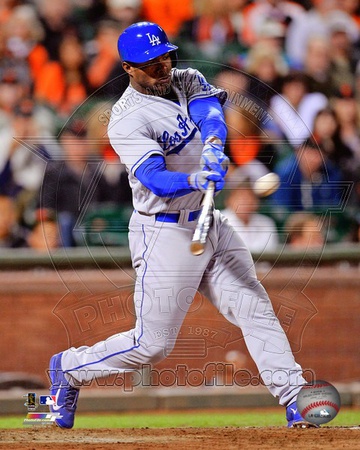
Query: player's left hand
200 143 229 178
188 170 225 193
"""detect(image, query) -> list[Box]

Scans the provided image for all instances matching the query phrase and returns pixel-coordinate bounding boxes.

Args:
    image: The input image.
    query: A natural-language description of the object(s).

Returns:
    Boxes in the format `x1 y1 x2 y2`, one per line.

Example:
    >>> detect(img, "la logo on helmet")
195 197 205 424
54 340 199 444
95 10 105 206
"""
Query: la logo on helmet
146 33 161 46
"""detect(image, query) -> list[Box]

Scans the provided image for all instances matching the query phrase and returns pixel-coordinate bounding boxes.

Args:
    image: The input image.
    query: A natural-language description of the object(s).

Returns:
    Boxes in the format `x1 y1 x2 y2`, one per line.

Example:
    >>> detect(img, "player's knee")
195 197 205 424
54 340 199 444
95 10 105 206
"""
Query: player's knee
137 345 167 365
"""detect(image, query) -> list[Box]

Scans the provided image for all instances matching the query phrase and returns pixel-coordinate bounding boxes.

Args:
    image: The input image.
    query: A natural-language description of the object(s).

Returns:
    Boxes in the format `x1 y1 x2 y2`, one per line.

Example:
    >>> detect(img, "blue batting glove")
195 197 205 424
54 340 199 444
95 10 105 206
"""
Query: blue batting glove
200 143 229 178
188 170 225 193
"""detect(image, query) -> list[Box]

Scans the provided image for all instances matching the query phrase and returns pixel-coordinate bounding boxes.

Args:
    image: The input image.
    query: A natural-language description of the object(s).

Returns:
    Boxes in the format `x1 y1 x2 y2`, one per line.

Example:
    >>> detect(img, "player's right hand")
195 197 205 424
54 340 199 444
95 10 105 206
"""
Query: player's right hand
200 143 229 178
188 170 224 193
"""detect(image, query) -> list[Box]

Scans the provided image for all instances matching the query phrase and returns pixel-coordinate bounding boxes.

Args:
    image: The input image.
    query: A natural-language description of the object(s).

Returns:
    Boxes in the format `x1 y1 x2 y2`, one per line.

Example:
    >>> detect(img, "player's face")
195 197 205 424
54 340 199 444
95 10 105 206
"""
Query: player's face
123 53 172 95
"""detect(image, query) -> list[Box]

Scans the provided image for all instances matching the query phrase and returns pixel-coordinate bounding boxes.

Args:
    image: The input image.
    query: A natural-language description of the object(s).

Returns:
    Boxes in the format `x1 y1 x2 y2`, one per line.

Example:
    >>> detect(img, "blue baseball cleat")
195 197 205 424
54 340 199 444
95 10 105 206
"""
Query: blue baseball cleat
286 401 319 428
49 352 79 429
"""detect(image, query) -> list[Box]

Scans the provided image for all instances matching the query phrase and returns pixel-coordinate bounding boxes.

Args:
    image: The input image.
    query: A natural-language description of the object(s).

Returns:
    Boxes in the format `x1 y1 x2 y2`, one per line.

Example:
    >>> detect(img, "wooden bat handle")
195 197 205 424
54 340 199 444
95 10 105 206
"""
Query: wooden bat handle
190 181 215 256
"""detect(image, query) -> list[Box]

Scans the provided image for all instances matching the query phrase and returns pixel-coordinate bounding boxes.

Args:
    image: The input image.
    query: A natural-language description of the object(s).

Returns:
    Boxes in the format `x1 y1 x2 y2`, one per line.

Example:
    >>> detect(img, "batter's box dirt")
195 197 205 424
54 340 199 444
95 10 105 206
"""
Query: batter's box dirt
0 427 360 450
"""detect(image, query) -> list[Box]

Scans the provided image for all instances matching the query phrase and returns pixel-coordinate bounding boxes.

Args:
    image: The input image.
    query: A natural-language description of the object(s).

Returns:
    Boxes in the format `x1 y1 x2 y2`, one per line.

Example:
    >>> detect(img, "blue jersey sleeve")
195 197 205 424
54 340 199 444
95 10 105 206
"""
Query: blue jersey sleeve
135 155 192 198
188 96 227 144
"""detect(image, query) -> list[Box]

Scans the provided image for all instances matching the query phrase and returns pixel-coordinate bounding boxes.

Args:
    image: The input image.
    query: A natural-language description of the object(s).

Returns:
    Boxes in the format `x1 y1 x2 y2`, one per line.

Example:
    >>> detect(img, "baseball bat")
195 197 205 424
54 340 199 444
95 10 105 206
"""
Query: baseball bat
190 181 215 256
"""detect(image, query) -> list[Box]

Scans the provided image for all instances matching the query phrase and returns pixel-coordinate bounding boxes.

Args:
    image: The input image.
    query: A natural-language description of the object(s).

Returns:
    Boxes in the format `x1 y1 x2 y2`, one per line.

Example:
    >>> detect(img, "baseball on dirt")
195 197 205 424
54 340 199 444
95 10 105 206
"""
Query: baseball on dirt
297 380 341 425
252 172 280 197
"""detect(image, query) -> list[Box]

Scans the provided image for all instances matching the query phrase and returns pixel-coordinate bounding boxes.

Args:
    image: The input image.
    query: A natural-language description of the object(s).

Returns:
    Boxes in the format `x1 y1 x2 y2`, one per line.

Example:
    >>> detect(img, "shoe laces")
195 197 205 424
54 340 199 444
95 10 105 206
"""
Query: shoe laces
63 385 79 410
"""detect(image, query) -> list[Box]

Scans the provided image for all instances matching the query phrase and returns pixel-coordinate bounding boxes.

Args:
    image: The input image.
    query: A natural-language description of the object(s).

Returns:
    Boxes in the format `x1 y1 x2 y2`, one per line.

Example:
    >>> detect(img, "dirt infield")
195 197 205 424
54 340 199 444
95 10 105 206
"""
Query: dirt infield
1 427 360 450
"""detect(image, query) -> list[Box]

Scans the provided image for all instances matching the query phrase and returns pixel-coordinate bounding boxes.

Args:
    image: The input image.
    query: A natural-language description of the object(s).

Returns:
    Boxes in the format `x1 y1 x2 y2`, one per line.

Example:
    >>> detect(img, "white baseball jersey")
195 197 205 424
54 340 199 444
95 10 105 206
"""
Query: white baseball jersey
107 68 227 215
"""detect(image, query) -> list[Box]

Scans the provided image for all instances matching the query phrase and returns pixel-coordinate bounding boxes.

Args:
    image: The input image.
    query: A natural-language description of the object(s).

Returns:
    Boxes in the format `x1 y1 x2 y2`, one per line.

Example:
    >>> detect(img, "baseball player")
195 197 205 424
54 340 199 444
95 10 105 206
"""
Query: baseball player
49 22 316 429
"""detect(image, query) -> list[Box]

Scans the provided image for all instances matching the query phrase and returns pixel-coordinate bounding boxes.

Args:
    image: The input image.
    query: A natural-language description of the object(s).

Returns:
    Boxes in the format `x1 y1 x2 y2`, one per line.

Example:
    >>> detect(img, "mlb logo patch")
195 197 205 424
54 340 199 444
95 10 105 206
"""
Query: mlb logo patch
39 395 56 406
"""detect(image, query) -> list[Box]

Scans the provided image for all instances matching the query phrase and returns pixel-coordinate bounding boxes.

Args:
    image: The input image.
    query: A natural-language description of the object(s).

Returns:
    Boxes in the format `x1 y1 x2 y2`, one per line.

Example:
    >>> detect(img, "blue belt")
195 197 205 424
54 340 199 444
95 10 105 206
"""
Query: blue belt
155 210 201 223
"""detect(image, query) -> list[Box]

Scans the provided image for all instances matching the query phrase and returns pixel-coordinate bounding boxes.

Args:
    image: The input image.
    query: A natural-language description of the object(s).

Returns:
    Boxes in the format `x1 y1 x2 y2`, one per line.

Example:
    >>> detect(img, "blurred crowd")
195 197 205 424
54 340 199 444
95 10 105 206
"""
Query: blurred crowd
0 0 359 253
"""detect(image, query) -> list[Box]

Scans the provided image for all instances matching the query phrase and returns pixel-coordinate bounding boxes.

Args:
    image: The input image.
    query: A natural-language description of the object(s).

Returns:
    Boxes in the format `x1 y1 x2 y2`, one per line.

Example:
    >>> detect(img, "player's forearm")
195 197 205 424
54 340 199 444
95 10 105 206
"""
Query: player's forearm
135 155 193 198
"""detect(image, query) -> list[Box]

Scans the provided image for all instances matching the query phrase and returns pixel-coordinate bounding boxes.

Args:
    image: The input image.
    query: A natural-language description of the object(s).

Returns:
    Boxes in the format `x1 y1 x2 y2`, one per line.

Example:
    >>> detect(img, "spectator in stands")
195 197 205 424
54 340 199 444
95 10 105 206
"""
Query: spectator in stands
221 175 279 253
141 0 194 38
176 0 243 72
104 0 143 29
26 209 60 252
327 18 359 92
331 83 360 163
0 66 31 129
269 71 328 147
227 0 249 49
35 0 78 61
214 69 259 168
231 19 289 86
0 97 53 200
214 65 283 176
0 194 27 248
0 0 18 26
69 0 109 42
284 211 325 248
34 32 91 119
286 0 359 67
87 19 129 98
311 106 359 242
0 22 32 102
4 5 49 86
244 39 288 100
270 138 344 225
213 68 268 173
85 101 132 205
329 84 360 210
338 0 360 30
302 36 334 97
95 1 143 98
241 0 305 49
312 107 358 177
39 118 128 247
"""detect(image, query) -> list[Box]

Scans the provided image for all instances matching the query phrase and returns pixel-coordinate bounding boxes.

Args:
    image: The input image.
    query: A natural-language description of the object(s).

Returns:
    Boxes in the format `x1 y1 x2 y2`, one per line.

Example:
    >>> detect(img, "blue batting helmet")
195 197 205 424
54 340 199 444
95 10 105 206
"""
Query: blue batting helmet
117 22 178 64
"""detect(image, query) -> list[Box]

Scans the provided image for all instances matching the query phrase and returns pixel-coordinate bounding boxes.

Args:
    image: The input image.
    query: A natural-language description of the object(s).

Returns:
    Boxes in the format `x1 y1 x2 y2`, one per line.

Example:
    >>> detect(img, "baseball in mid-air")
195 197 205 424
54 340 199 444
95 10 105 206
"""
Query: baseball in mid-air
253 172 280 197
297 380 341 425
